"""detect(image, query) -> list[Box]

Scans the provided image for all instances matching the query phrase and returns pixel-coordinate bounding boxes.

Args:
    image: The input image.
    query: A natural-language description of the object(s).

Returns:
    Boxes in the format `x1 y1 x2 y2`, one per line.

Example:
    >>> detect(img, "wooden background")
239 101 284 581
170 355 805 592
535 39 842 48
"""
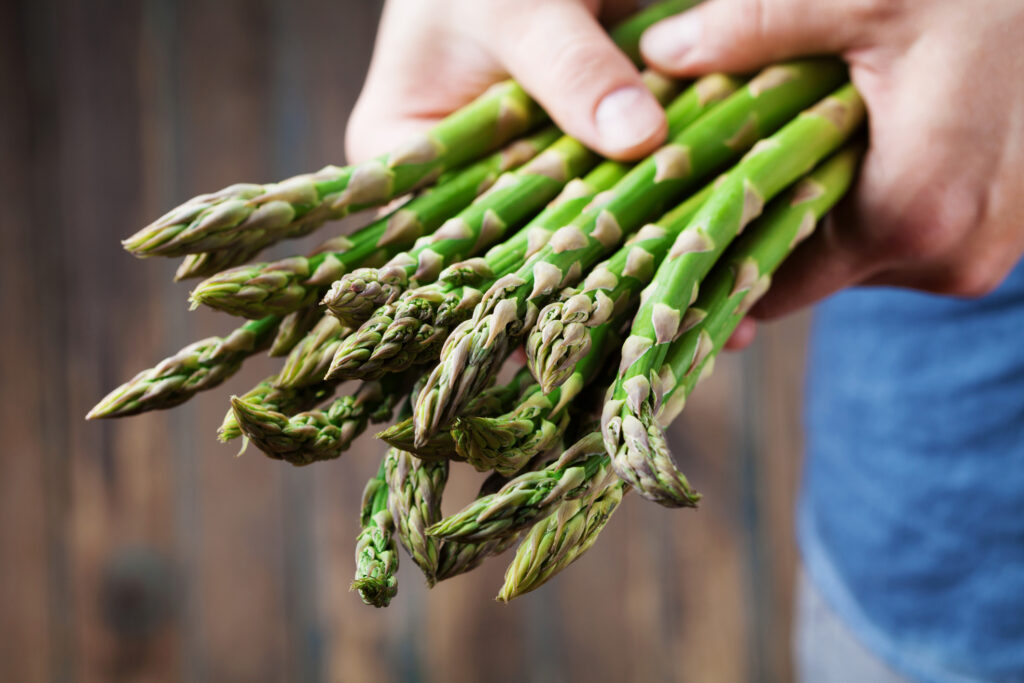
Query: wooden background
1 0 811 681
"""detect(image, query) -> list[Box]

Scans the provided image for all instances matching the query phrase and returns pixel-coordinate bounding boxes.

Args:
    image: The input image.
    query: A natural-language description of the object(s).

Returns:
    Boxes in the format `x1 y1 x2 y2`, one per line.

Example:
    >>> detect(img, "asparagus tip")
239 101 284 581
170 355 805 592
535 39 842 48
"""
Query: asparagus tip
349 577 395 608
85 388 128 419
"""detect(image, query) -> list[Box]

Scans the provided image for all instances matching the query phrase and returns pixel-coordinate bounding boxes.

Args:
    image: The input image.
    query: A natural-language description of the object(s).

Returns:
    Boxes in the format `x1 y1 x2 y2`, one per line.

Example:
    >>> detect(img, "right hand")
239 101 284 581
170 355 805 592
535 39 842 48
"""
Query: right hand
638 0 1024 345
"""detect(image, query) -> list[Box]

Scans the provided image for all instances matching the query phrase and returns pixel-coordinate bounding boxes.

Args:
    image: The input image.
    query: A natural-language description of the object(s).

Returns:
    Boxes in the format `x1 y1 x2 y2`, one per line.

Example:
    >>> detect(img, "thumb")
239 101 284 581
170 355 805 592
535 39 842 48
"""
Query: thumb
490 0 667 160
640 0 879 75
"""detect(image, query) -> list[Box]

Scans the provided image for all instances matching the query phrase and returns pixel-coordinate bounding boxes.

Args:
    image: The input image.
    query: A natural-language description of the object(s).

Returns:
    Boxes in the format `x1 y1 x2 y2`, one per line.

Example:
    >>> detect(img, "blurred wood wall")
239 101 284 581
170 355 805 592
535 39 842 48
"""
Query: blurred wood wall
0 0 810 681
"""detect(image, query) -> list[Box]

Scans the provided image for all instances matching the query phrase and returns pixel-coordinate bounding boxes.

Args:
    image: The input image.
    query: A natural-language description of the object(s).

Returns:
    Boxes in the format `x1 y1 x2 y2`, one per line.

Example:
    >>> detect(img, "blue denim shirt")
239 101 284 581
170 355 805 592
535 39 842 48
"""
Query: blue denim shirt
800 259 1024 682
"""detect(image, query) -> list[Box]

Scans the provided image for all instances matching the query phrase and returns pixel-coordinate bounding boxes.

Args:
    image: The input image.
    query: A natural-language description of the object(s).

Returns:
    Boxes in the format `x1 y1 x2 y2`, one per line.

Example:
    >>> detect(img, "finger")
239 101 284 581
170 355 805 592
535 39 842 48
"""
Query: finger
724 317 757 350
640 0 888 76
490 0 667 160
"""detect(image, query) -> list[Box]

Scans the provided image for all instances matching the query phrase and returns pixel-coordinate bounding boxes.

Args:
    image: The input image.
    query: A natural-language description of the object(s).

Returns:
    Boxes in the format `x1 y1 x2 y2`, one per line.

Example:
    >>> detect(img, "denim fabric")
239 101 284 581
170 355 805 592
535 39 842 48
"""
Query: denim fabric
800 259 1024 682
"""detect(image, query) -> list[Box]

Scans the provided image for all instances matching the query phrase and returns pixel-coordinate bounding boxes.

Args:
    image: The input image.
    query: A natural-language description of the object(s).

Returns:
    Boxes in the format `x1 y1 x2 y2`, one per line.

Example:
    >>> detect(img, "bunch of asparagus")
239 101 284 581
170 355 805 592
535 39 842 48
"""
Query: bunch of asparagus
89 0 865 606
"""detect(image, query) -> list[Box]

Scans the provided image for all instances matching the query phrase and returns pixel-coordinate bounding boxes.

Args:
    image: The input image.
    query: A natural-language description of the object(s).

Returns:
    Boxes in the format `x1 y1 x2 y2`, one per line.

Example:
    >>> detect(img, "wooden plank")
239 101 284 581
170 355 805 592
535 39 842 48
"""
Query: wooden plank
667 354 751 683
54 0 189 678
752 314 811 682
0 2 55 680
171 0 292 681
419 464 529 683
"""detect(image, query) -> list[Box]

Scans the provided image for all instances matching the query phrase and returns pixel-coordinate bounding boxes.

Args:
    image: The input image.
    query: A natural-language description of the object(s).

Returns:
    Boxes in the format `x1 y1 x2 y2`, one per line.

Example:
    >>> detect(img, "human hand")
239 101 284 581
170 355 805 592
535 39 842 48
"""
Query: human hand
638 0 1024 347
345 0 669 164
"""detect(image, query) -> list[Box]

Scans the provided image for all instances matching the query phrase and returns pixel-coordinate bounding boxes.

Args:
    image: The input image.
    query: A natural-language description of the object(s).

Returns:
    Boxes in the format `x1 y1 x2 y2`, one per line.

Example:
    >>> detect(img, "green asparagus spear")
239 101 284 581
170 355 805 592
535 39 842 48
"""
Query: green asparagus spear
87 316 279 419
188 130 559 319
413 62 844 445
352 458 399 607
496 479 624 601
229 373 412 464
610 0 698 65
217 375 335 442
605 141 864 507
275 314 351 388
385 448 449 585
430 431 614 543
125 81 547 258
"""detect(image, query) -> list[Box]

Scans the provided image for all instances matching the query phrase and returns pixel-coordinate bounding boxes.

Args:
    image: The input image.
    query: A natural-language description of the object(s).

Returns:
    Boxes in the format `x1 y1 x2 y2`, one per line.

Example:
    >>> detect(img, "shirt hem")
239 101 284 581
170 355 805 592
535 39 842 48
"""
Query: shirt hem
797 498 990 683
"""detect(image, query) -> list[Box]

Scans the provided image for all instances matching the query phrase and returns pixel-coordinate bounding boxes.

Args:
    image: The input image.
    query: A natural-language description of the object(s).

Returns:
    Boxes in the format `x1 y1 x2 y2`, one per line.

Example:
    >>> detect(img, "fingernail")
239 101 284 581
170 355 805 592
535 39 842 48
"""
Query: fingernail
595 86 665 152
641 12 701 67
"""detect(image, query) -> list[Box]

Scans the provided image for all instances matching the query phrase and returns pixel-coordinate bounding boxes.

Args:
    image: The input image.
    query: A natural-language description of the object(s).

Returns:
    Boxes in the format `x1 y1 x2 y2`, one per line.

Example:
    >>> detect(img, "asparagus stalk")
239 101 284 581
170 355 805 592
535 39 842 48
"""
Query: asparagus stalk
385 448 449 585
452 324 617 476
610 0 698 65
430 431 613 543
320 133 606 327
124 81 547 258
276 314 352 388
217 375 335 442
87 316 279 419
228 372 412 464
352 458 399 607
188 129 559 319
177 201 414 281
268 305 324 357
527 182 714 392
496 479 625 601
325 75 738 381
605 141 864 507
413 62 844 445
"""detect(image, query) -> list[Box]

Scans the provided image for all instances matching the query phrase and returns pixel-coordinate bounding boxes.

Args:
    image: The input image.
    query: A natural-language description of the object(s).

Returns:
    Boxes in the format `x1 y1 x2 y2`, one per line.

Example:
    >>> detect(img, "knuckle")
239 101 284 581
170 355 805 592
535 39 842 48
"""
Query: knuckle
539 38 617 96
734 0 769 45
